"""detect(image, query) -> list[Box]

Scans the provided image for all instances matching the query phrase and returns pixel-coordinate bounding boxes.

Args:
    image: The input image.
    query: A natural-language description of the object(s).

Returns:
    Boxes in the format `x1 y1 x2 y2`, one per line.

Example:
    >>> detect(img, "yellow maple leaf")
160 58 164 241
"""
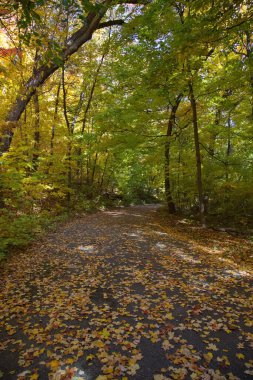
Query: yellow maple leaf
30 329 39 335
128 363 140 375
217 355 230 366
154 375 165 380
66 358 75 364
95 340 104 348
203 352 213 362
101 329 110 339
207 343 218 351
30 374 39 380
86 354 95 361
47 350 53 358
103 366 114 374
236 353 245 360
49 360 60 370
162 340 171 350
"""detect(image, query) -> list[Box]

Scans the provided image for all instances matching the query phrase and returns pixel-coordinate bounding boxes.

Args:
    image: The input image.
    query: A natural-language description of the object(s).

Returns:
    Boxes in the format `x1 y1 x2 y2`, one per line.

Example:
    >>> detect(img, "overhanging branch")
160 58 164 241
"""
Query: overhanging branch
97 19 125 29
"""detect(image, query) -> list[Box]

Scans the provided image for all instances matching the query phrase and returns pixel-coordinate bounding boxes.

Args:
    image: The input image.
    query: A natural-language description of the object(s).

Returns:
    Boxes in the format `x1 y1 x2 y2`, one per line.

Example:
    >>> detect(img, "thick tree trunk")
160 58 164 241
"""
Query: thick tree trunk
188 80 206 227
164 94 182 213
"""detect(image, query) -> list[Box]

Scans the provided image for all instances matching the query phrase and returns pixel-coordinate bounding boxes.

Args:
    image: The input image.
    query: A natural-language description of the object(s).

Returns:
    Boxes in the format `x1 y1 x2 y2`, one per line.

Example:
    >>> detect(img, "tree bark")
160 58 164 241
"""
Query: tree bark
91 152 98 185
164 94 182 213
209 109 220 157
188 80 206 227
32 90 40 170
62 66 72 209
50 79 61 162
100 152 109 191
245 31 253 118
225 115 232 182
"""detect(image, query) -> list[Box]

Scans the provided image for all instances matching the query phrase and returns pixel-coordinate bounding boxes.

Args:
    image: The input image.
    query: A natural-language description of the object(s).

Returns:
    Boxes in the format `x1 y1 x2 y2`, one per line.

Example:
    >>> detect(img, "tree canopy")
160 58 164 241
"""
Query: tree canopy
0 0 253 253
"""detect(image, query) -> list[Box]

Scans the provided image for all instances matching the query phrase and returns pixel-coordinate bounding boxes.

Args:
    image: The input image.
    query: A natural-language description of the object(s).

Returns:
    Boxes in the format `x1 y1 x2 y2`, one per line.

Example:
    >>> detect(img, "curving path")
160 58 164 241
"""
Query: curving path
0 205 253 380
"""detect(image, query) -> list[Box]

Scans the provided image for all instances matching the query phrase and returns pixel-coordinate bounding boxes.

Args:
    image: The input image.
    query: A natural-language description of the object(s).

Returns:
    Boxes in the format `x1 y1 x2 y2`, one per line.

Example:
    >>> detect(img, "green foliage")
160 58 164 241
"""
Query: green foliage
0 209 65 258
1 0 253 258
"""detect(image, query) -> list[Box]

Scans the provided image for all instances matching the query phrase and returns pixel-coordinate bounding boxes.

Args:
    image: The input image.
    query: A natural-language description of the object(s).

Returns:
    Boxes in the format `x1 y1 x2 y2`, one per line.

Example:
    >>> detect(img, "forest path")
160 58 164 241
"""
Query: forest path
0 205 253 380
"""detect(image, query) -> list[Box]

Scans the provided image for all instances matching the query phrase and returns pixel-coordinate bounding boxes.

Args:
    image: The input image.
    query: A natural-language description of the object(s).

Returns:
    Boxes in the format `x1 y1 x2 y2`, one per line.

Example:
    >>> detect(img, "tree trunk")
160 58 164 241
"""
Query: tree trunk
209 109 220 157
245 31 253 118
66 142 72 209
78 39 109 185
164 94 182 213
47 81 61 170
32 90 40 170
225 115 232 182
91 152 98 185
188 80 206 227
100 152 109 191
62 66 72 209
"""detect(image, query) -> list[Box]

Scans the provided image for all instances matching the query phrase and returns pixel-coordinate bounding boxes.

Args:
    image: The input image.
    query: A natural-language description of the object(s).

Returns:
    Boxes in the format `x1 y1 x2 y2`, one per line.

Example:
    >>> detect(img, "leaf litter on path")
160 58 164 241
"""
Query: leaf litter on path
0 205 252 380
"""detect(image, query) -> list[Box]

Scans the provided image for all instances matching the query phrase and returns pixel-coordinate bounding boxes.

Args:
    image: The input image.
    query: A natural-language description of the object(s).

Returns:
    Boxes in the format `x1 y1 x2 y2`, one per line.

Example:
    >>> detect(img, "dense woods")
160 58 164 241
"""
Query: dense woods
0 0 253 255
1 3 253 379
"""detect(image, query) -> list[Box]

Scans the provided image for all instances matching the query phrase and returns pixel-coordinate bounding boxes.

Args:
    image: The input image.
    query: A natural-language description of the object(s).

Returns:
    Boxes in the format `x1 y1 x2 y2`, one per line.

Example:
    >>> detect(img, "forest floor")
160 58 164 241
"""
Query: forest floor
0 205 253 380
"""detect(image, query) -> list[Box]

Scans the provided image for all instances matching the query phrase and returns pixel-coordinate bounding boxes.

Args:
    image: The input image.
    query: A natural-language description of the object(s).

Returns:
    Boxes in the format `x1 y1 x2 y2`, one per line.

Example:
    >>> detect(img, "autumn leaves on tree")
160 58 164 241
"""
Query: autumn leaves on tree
0 0 253 253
